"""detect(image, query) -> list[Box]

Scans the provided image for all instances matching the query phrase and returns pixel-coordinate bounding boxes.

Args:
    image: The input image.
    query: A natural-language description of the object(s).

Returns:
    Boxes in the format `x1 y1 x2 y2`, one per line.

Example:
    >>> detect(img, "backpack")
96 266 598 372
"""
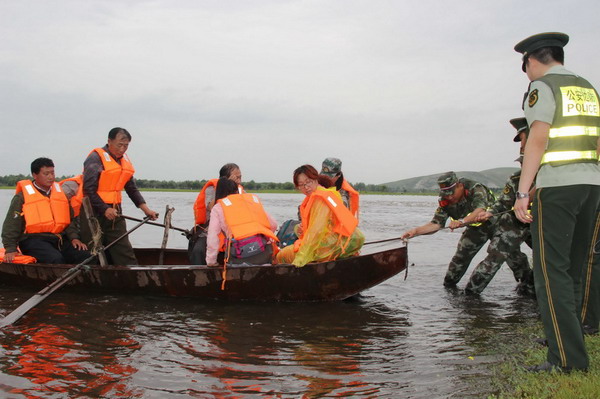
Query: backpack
276 219 300 248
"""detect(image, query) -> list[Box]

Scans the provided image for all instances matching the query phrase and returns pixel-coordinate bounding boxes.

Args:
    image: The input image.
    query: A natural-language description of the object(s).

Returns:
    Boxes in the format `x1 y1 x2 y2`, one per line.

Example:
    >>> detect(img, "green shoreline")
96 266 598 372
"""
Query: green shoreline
0 186 437 196
488 322 599 398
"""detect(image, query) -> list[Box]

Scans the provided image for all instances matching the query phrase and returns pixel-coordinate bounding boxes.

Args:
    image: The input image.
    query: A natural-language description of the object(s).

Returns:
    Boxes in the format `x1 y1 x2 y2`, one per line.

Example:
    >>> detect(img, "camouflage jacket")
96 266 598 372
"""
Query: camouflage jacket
489 170 520 215
431 178 495 226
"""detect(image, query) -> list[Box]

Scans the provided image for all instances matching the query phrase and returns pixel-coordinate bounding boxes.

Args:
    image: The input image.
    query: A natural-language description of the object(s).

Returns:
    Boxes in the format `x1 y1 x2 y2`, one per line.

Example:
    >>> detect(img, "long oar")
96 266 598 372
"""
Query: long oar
0 216 151 328
121 215 189 235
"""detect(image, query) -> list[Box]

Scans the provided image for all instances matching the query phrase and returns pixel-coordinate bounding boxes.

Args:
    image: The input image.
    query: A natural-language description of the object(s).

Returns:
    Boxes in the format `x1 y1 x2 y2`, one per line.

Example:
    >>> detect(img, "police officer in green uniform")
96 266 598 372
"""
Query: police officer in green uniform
402 172 497 288
513 32 600 372
466 118 535 295
582 209 600 335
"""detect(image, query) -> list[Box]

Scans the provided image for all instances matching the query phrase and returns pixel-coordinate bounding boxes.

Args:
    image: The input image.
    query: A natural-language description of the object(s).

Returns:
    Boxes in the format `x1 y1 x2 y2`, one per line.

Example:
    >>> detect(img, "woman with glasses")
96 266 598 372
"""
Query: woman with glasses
275 164 364 267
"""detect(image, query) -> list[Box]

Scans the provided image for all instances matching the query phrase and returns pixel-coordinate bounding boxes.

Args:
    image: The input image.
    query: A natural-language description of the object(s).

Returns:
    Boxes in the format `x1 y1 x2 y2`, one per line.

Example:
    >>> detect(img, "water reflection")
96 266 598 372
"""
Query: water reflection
0 191 539 398
1 300 141 398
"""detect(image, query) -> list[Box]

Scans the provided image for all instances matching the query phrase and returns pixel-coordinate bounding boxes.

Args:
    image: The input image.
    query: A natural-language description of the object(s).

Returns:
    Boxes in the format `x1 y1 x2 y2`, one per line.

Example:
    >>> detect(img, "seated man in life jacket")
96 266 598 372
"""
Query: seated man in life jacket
206 178 278 266
189 163 243 265
1 157 91 264
83 127 159 265
320 157 360 219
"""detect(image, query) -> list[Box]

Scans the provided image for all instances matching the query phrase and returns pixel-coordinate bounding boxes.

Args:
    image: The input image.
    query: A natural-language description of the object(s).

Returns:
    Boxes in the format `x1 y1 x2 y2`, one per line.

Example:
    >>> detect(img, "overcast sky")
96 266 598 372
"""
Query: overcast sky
1 0 599 184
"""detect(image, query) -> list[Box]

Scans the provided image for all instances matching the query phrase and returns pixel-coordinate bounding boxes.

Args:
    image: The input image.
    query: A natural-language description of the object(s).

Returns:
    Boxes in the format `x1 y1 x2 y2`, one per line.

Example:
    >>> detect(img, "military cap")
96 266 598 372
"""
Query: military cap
320 157 342 177
510 117 529 142
514 32 569 72
437 171 458 193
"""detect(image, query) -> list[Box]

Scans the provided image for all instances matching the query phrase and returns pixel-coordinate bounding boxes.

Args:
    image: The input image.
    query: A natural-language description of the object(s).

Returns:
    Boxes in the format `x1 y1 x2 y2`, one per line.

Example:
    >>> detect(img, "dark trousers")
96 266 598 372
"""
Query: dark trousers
98 215 137 265
582 208 600 331
532 185 600 370
19 235 91 264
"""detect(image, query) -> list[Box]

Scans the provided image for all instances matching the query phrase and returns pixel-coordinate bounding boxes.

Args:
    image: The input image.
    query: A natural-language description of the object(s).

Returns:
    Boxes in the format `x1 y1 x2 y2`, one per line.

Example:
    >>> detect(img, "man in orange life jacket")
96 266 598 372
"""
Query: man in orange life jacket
83 127 158 265
1 157 91 264
320 157 360 219
189 163 243 265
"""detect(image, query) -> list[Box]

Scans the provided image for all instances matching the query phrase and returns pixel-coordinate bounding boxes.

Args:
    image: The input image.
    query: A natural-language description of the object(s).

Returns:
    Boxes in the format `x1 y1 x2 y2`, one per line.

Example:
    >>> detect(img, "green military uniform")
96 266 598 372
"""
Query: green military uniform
582 210 600 335
463 170 534 294
431 175 496 286
516 32 600 371
464 118 535 295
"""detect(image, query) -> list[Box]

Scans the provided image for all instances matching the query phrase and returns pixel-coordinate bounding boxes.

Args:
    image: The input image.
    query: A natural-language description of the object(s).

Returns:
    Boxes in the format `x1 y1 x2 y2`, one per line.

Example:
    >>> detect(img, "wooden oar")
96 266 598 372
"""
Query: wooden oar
0 216 152 328
121 215 189 235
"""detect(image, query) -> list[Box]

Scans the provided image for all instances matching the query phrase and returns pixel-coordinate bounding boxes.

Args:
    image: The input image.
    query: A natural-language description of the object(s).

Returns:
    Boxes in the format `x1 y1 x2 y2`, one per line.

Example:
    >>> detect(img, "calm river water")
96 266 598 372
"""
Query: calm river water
0 190 538 398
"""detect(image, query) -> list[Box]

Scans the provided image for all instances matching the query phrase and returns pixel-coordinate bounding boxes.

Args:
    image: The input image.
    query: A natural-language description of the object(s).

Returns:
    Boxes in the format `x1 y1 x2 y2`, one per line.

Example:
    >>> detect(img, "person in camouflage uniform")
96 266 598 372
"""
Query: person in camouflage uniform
464 117 535 296
402 171 497 288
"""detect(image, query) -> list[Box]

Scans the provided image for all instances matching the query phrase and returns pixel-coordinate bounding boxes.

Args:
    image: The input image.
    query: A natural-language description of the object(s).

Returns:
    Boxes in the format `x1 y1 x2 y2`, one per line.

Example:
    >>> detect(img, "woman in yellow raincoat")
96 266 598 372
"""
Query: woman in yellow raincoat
275 165 364 267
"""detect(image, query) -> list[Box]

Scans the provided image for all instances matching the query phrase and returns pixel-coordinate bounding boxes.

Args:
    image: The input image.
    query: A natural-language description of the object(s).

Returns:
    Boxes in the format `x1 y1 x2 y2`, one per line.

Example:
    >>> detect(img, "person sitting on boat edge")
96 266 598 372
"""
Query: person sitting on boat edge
320 157 360 220
1 157 91 264
189 163 244 265
206 178 278 266
275 165 364 267
401 172 500 290
83 127 159 265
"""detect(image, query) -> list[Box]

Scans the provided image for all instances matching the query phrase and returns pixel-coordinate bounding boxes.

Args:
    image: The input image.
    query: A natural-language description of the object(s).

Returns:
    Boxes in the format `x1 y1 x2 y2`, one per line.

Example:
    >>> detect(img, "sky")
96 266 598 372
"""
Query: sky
1 0 599 185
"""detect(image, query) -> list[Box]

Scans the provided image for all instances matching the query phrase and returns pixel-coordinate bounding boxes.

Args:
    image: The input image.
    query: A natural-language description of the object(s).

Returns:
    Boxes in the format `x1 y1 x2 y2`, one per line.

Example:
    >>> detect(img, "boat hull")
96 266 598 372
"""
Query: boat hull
0 247 407 301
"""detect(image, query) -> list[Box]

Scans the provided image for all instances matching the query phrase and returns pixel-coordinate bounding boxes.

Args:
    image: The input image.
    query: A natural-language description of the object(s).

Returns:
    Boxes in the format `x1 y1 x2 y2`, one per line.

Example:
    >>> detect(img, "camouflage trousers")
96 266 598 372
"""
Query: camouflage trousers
443 214 532 295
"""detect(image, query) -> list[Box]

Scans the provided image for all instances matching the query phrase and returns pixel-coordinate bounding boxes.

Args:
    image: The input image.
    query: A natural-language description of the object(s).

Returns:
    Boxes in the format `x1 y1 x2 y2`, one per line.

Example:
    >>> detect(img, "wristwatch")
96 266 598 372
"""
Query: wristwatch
516 191 529 199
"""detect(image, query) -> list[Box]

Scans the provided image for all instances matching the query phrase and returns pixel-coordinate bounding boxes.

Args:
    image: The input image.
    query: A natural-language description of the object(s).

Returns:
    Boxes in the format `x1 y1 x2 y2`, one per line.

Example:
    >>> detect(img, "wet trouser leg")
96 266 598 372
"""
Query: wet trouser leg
582 208 600 333
465 213 531 294
443 223 492 287
532 185 600 370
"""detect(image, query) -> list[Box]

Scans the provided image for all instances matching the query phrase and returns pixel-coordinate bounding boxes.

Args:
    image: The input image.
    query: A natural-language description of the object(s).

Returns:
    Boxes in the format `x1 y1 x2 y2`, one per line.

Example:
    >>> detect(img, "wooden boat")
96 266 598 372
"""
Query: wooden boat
0 246 407 301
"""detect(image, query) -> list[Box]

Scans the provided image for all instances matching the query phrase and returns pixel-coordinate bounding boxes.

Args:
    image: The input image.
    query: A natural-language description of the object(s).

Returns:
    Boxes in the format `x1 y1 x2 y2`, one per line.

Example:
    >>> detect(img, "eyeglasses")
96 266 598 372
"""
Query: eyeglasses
296 179 316 189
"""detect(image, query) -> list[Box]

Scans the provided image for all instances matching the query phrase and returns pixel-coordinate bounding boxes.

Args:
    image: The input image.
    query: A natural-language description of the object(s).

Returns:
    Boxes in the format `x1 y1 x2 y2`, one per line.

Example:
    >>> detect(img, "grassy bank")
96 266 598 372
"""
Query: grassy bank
489 325 600 398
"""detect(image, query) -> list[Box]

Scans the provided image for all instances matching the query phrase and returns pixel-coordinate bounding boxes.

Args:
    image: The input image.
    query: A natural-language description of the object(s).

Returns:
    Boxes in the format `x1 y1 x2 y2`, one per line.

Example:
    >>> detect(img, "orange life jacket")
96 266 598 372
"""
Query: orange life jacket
91 148 135 205
0 248 37 264
16 180 71 234
341 179 360 219
59 175 83 217
219 193 278 242
193 179 245 225
299 187 358 238
193 179 219 225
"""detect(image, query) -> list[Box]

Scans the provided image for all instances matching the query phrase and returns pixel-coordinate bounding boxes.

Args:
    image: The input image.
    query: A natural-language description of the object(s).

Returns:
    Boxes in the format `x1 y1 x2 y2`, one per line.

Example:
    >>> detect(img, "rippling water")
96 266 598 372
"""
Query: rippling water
0 190 538 398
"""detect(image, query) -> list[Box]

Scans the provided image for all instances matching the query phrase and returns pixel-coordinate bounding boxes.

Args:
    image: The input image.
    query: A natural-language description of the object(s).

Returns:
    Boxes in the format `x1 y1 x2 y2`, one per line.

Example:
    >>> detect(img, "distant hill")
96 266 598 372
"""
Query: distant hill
383 167 518 193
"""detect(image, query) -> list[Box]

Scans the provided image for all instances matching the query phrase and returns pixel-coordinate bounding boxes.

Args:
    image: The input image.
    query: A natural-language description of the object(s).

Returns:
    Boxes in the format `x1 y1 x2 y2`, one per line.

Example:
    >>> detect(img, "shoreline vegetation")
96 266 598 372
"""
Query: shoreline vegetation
489 322 599 398
0 185 436 195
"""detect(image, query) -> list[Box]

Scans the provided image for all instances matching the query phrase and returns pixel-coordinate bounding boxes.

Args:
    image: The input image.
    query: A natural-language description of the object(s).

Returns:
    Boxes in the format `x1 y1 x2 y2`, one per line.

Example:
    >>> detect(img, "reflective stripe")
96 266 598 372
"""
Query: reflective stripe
541 150 598 164
548 126 600 138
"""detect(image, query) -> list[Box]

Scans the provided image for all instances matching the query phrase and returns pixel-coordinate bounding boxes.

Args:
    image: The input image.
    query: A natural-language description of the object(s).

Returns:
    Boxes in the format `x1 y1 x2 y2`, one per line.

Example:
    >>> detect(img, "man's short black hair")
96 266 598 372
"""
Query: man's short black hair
108 127 132 141
530 46 564 65
31 157 54 175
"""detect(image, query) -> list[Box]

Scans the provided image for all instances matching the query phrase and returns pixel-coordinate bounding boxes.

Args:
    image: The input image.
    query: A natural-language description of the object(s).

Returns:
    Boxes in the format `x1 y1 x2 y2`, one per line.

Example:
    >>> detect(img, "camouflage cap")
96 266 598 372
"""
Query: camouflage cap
509 117 529 142
320 157 342 177
437 171 458 193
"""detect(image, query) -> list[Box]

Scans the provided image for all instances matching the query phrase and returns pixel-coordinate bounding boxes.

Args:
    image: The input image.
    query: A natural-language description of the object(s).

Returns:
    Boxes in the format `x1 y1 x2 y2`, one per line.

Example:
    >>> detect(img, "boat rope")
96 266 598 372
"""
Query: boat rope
89 217 103 256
